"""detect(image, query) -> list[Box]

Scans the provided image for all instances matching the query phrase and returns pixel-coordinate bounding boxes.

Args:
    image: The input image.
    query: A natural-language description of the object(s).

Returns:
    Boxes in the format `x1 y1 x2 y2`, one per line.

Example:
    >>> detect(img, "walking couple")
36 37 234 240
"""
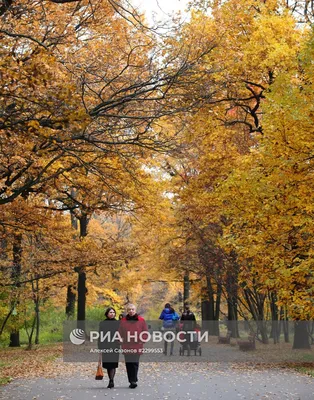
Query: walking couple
99 304 147 389
159 302 196 355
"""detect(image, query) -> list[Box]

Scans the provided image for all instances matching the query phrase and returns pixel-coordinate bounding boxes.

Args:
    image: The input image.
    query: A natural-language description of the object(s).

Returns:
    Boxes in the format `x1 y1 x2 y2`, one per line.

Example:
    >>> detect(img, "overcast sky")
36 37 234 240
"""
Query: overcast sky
132 0 190 20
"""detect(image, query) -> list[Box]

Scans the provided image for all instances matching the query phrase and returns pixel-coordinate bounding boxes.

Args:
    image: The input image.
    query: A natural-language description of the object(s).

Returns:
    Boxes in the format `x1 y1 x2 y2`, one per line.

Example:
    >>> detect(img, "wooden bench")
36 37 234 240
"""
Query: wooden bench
237 333 256 351
218 330 232 344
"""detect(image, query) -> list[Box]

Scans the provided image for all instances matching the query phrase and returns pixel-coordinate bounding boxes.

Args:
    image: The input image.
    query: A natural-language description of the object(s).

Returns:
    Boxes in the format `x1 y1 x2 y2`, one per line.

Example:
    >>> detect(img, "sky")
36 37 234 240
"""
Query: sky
131 0 190 20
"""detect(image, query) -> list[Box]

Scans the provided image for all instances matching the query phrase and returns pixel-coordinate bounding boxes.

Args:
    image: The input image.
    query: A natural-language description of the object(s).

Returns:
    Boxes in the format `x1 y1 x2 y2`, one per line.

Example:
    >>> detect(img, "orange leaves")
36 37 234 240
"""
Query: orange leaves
150 0 314 320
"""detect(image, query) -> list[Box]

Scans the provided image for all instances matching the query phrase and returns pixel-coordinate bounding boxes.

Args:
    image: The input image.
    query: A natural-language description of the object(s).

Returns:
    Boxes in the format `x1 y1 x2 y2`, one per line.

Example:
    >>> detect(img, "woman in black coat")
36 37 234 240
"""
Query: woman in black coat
99 307 120 388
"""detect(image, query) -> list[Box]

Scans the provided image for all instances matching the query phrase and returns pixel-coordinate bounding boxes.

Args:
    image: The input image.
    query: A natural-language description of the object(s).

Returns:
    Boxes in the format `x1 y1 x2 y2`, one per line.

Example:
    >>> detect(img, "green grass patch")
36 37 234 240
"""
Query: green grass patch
299 353 314 362
0 304 66 347
0 377 12 386
0 304 119 348
14 305 66 346
295 366 314 377
0 333 10 348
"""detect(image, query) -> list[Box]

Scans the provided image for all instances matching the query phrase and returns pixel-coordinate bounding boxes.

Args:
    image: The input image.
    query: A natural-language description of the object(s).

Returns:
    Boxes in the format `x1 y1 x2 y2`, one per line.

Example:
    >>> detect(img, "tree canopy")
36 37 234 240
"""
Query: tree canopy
0 0 313 348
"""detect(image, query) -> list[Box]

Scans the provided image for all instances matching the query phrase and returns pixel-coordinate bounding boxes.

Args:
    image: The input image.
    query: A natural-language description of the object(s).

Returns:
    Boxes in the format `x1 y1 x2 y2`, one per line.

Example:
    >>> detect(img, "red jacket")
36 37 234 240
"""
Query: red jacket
118 315 148 352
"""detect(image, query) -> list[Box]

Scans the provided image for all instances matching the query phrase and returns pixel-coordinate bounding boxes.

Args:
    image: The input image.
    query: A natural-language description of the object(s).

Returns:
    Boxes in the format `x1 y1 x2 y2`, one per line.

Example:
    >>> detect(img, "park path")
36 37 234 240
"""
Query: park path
0 362 313 400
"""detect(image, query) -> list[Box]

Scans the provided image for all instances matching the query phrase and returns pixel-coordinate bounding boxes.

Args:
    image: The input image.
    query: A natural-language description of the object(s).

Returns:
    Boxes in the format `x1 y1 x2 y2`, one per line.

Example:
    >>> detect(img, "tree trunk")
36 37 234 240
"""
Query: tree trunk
227 296 239 338
66 285 76 318
35 304 40 345
293 321 311 349
183 272 190 303
26 316 36 350
76 213 89 322
77 269 86 321
70 193 78 230
0 240 12 336
226 255 239 338
9 233 22 347
35 299 40 344
9 332 20 347
243 288 268 343
215 282 222 336
206 275 219 335
201 299 210 320
269 292 279 344
66 205 78 318
283 318 289 343
201 285 210 332
279 307 290 343
26 278 40 349
32 277 40 345
0 308 13 336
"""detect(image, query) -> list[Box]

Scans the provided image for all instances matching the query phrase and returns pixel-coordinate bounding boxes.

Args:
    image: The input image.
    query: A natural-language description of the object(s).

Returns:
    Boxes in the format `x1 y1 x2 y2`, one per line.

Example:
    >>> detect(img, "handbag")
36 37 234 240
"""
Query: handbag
95 354 104 380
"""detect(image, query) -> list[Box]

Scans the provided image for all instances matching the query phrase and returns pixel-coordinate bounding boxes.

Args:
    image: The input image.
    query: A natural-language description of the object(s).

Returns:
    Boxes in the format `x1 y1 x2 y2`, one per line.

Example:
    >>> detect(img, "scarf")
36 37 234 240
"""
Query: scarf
126 313 139 320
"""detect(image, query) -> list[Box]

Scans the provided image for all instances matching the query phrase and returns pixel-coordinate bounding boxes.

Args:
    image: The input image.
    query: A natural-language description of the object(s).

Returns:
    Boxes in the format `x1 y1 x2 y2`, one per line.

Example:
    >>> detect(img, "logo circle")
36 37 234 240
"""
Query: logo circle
70 329 85 345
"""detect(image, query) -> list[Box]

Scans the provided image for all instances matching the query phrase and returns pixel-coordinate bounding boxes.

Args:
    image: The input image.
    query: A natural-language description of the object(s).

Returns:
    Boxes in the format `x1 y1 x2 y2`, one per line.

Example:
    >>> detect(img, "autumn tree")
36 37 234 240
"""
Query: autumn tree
154 0 312 345
0 0 217 337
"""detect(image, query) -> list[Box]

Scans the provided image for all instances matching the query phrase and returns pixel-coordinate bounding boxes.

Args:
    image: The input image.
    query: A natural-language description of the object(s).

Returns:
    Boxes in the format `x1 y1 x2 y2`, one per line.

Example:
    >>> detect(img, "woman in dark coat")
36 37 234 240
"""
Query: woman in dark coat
99 307 120 388
180 303 196 348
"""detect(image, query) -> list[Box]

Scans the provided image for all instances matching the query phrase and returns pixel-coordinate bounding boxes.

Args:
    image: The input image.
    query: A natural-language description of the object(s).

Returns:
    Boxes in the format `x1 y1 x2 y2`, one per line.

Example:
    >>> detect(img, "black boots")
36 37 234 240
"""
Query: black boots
107 380 114 389
107 379 138 388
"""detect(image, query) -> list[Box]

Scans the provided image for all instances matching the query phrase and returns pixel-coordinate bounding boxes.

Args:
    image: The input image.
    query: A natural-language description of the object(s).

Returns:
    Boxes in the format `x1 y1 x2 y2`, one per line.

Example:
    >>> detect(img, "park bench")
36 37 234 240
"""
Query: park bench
237 333 256 351
218 330 232 344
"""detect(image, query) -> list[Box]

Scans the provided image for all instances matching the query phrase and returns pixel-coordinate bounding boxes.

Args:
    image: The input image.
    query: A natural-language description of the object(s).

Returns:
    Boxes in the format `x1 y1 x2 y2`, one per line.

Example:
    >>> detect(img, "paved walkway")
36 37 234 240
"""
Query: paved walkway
0 363 313 400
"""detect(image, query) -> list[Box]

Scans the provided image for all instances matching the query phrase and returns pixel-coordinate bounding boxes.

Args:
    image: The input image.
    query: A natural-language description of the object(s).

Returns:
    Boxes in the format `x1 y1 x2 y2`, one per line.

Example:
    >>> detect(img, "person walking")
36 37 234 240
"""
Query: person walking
118 304 148 389
159 303 179 355
180 303 196 324
180 303 196 350
99 307 120 389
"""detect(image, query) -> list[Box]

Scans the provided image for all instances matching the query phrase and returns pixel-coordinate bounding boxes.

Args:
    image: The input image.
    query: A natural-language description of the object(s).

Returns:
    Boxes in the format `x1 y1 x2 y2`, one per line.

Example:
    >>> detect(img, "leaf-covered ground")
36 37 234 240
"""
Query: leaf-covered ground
0 341 313 400
1 340 314 384
0 358 313 400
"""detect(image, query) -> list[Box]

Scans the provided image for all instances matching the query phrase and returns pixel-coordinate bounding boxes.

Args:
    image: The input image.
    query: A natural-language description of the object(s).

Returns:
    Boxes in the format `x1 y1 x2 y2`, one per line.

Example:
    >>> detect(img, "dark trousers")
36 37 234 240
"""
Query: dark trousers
164 329 175 354
124 354 140 383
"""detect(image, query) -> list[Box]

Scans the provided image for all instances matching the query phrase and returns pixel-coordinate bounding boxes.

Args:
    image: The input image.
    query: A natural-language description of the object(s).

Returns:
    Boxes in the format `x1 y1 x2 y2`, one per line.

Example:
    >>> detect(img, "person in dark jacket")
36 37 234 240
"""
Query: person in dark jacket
159 303 179 355
180 303 196 321
99 307 120 389
180 303 196 347
118 304 148 389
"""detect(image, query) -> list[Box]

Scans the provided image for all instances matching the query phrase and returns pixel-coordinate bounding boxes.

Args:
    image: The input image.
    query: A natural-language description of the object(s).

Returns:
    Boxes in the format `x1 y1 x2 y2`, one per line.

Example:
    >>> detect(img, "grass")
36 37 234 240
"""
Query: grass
0 305 65 348
295 366 314 377
293 353 314 377
0 303 108 348
0 377 11 386
0 304 114 348
299 353 314 362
